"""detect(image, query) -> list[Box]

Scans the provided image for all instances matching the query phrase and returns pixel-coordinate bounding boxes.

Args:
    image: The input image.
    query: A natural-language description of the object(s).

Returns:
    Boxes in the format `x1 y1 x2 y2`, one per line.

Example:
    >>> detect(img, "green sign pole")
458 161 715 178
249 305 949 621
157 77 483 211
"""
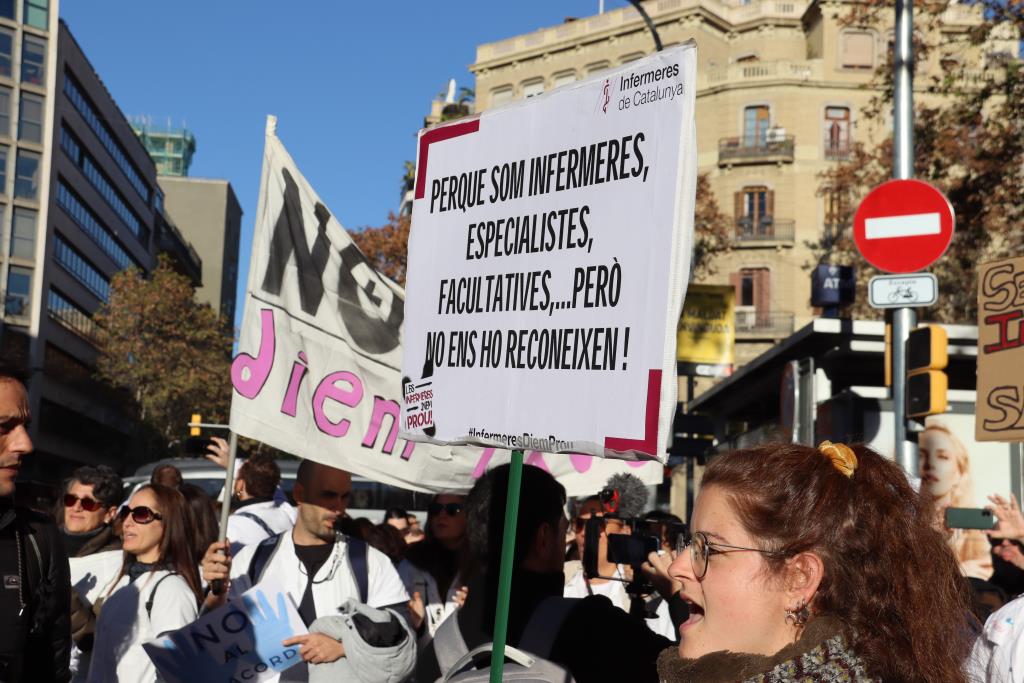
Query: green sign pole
489 448 524 682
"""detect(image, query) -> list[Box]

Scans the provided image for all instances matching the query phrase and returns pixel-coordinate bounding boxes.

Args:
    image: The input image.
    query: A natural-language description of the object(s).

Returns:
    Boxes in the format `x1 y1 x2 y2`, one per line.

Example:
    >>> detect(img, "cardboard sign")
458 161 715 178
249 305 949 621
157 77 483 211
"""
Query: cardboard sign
143 579 306 683
676 284 734 377
401 44 698 461
229 120 665 493
977 255 1024 441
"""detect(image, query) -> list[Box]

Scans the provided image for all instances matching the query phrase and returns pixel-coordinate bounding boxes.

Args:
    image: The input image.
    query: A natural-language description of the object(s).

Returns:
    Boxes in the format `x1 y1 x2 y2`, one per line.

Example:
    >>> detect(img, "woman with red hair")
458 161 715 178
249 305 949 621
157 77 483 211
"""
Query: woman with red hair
658 441 975 682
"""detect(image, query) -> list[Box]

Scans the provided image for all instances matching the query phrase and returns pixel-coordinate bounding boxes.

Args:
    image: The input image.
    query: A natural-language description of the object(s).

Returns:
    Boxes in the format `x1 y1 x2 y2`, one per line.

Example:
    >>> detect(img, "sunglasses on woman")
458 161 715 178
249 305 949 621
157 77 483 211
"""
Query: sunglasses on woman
64 494 103 512
118 505 164 525
428 502 464 516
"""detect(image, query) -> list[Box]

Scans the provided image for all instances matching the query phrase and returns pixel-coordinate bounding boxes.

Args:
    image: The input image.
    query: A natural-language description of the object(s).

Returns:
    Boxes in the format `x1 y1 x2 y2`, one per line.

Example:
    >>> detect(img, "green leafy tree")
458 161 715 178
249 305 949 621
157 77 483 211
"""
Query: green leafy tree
813 4 1023 322
93 255 234 452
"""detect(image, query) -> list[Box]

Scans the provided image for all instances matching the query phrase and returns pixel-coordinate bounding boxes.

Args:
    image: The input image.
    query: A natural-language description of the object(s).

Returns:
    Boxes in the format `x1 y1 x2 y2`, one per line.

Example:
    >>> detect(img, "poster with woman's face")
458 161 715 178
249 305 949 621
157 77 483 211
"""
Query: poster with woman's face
919 413 1014 508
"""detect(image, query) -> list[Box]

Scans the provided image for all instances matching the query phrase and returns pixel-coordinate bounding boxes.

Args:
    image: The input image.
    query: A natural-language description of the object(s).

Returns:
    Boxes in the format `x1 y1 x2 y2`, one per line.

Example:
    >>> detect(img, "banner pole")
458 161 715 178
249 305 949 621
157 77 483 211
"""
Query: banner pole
211 431 239 595
490 448 524 682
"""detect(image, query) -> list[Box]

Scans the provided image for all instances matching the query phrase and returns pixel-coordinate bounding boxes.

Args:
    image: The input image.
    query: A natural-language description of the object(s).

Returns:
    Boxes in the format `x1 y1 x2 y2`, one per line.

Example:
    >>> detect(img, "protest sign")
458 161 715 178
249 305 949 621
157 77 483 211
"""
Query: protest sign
401 44 697 461
676 284 735 378
69 549 122 606
977 255 1024 441
229 117 663 493
143 579 306 683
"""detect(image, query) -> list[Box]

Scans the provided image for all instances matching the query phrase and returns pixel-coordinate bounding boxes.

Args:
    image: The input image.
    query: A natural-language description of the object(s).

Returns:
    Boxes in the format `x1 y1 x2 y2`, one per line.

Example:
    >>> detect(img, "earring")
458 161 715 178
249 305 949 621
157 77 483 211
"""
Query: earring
784 601 810 626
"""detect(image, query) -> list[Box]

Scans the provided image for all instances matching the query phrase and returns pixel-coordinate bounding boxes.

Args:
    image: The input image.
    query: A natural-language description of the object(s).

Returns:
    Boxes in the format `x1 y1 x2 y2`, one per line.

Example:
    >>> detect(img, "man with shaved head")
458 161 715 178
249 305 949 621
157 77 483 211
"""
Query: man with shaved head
0 362 71 681
201 459 413 682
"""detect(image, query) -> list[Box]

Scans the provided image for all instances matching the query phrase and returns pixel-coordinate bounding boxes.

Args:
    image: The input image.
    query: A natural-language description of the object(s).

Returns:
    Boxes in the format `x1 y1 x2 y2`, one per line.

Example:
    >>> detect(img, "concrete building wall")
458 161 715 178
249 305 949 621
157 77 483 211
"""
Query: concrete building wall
0 6 200 478
158 176 241 323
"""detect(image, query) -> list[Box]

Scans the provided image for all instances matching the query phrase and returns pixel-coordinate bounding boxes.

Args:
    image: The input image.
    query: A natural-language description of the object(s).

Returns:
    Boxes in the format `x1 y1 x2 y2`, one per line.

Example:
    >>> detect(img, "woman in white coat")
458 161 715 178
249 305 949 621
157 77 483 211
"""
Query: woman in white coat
88 484 202 682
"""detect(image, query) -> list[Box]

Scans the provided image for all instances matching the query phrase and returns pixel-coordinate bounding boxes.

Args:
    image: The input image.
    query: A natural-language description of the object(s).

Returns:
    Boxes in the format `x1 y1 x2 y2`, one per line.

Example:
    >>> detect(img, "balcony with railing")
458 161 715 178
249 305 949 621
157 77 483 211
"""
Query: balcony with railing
735 217 795 244
824 137 852 161
734 310 795 337
719 134 795 166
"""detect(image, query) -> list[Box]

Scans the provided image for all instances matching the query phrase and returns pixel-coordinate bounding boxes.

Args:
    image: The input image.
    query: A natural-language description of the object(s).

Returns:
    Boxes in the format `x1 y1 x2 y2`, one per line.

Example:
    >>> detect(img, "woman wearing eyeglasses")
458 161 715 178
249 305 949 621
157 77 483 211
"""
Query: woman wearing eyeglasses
399 493 468 643
657 441 975 683
87 484 202 683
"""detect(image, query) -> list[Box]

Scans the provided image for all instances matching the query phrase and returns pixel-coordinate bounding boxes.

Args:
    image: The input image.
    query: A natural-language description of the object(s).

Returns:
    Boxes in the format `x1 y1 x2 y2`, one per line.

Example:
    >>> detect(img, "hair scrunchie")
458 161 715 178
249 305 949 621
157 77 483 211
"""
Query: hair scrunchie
818 440 858 478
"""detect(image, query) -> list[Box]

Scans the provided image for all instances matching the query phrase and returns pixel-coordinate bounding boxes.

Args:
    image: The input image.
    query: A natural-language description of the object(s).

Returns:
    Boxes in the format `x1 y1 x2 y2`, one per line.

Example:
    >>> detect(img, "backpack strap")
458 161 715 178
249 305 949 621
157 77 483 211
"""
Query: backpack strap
347 536 369 604
145 572 179 620
433 610 470 676
518 597 580 658
442 644 535 683
236 510 275 538
247 533 284 586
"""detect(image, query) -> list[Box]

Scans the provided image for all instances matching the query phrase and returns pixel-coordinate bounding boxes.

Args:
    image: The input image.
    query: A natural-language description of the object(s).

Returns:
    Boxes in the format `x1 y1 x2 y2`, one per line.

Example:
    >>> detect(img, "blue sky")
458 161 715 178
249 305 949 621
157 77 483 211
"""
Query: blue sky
60 0 622 329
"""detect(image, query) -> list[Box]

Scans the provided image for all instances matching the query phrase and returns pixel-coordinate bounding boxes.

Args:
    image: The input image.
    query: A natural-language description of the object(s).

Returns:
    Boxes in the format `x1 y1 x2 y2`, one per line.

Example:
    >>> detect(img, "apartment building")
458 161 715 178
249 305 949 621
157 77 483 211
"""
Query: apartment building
158 175 241 322
469 0 1001 381
0 3 201 478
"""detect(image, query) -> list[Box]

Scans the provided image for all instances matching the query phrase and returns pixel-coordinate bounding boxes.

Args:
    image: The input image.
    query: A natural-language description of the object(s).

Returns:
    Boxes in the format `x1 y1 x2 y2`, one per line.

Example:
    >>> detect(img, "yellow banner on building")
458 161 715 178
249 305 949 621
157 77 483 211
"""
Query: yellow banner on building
677 284 735 377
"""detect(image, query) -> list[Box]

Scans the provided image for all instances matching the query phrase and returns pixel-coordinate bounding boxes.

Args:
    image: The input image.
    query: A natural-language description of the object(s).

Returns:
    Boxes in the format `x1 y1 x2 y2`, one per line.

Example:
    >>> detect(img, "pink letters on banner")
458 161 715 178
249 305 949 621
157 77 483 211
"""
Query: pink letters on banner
232 308 276 399
235 307 419 461
280 352 309 417
312 372 364 437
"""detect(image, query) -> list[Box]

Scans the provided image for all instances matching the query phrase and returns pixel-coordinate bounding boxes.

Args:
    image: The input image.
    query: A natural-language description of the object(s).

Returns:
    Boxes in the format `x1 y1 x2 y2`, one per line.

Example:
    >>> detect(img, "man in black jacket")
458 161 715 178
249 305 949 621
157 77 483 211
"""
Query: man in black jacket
416 464 680 682
0 364 71 682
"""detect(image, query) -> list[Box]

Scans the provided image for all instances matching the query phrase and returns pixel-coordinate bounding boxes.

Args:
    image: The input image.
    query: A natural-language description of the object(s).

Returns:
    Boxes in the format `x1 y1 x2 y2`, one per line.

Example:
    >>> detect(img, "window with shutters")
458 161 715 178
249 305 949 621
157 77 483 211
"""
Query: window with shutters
491 86 513 106
824 107 850 159
743 106 770 147
522 79 544 98
731 268 771 330
734 185 774 238
840 30 875 69
822 185 850 242
552 71 576 88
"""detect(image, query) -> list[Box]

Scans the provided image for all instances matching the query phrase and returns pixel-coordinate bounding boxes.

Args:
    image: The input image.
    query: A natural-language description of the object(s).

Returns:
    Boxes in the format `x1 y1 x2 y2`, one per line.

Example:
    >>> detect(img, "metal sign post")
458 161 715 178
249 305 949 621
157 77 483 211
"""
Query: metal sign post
490 449 524 683
891 0 919 476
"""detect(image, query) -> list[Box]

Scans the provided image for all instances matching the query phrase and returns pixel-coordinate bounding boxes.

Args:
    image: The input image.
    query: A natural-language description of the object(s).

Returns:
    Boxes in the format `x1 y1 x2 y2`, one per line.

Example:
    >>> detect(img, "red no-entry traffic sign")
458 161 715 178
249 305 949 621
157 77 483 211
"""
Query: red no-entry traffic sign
853 179 955 274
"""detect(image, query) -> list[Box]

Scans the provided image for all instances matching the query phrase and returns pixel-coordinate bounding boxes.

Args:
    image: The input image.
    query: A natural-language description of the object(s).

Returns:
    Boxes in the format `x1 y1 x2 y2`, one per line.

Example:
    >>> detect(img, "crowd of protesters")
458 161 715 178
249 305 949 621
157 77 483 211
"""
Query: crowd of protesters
6 360 1024 682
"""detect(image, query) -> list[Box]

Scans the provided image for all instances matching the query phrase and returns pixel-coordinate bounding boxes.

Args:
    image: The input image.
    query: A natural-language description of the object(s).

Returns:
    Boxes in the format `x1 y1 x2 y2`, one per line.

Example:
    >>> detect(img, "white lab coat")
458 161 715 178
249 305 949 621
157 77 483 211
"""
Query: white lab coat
87 570 198 683
968 596 1024 683
228 531 409 682
227 499 296 554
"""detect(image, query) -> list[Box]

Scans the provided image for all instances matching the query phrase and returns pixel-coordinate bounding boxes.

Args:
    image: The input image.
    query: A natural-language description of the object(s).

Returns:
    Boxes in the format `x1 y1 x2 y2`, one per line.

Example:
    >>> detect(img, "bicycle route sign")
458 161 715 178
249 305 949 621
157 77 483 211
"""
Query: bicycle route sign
868 273 938 309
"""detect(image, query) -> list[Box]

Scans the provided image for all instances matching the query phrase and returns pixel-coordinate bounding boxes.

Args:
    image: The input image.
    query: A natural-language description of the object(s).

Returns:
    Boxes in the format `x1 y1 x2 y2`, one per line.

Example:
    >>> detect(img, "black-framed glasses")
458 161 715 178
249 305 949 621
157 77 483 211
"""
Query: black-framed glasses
118 505 164 525
428 502 464 517
676 531 782 579
64 493 102 512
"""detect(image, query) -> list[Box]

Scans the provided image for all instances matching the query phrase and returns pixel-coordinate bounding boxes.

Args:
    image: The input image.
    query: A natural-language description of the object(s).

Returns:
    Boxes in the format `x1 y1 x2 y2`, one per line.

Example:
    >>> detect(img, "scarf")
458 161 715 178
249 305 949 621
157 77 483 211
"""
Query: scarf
656 617 878 683
126 560 171 584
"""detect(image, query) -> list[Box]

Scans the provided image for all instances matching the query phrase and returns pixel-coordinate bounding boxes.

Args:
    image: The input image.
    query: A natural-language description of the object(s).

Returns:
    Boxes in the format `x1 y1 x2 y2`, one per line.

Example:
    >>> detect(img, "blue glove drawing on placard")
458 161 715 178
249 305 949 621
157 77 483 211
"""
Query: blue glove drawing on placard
242 589 304 672
143 631 243 683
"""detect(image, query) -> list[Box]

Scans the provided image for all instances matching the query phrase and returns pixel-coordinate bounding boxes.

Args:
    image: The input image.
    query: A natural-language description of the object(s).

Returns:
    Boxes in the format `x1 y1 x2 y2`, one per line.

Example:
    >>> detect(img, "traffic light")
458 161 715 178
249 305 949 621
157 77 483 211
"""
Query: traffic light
190 413 201 437
905 325 948 418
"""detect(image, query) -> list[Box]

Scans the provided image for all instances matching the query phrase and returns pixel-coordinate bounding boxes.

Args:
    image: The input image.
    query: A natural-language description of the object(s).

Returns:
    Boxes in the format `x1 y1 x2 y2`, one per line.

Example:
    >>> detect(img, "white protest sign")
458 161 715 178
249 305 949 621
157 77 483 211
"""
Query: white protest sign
69 549 122 606
401 44 697 462
143 579 306 683
228 119 664 493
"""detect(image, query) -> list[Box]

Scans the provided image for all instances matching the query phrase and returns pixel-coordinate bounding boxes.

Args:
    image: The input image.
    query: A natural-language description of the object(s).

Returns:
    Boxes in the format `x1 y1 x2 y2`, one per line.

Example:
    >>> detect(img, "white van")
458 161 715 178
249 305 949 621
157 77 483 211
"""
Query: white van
124 458 430 523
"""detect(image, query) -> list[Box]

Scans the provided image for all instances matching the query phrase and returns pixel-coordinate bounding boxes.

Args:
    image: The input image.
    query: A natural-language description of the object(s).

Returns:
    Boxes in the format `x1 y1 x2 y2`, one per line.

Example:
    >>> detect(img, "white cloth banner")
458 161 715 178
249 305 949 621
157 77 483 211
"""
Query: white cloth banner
401 45 697 462
228 119 663 495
